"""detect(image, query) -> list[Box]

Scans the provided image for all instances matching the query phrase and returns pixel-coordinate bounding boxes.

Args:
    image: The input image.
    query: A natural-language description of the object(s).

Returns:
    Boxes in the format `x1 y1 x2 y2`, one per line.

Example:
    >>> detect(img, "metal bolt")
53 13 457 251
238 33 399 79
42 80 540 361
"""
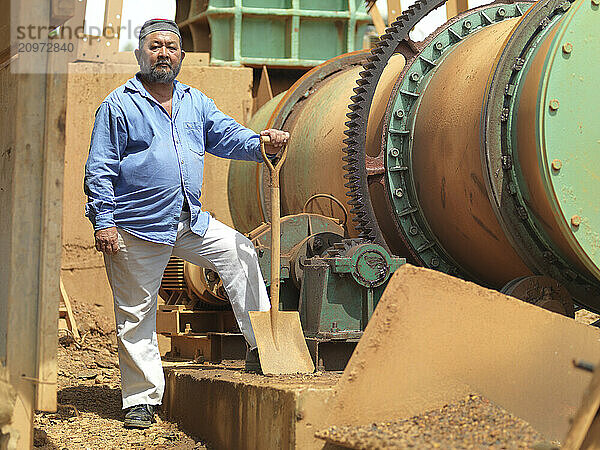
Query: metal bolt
551 159 563 170
463 20 472 29
410 72 420 82
394 188 404 198
549 99 560 111
562 42 573 54
395 109 405 119
497 7 507 17
430 258 440 268
571 215 582 227
390 147 400 157
434 42 444 50
409 226 418 236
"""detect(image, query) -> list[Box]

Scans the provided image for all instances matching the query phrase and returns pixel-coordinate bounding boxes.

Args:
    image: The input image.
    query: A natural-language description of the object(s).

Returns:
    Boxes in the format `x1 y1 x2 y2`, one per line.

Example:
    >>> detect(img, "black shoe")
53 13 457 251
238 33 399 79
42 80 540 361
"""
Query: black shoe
124 404 156 429
245 348 262 374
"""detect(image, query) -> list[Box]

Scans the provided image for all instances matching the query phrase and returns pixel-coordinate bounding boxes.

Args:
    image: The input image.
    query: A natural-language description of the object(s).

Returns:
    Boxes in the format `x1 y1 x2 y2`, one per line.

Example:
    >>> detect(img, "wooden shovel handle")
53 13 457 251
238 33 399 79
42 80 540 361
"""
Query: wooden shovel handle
260 135 288 314
260 135 288 185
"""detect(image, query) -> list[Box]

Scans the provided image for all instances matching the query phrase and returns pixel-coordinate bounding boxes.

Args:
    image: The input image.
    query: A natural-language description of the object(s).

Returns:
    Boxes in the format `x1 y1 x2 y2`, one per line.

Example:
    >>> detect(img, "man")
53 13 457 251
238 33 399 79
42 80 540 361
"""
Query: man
84 19 288 429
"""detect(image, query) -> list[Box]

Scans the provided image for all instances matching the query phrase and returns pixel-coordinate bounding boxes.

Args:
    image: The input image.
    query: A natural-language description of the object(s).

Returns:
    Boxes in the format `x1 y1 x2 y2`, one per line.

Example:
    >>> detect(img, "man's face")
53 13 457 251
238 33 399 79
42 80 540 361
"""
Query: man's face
135 31 185 84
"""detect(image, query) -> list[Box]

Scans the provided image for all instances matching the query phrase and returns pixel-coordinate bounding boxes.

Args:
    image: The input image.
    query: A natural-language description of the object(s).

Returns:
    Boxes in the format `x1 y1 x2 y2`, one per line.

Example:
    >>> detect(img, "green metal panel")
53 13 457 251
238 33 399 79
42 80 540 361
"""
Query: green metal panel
241 17 291 58
298 19 346 60
539 0 600 278
182 0 370 67
300 241 405 337
299 0 349 11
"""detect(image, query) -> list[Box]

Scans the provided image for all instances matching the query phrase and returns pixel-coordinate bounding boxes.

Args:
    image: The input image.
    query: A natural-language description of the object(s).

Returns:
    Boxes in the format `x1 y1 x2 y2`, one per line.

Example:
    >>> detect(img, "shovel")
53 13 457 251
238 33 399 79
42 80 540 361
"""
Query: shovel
248 135 315 375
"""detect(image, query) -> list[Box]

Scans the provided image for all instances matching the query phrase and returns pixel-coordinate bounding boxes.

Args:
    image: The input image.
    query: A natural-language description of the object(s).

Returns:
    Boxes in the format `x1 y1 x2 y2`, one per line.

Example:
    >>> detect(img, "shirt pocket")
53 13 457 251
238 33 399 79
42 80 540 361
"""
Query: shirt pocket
184 122 205 155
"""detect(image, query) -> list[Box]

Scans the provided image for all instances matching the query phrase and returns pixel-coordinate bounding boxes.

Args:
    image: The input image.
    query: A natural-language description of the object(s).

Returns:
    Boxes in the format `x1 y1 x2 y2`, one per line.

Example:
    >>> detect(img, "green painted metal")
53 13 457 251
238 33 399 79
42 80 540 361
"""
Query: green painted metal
384 3 530 281
179 0 370 67
482 0 600 309
538 0 600 279
250 213 345 309
301 240 405 338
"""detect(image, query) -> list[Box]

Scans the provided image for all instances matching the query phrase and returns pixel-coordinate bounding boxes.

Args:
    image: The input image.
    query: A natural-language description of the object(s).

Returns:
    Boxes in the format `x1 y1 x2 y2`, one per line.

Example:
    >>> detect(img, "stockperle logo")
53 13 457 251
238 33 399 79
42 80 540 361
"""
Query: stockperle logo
9 0 172 74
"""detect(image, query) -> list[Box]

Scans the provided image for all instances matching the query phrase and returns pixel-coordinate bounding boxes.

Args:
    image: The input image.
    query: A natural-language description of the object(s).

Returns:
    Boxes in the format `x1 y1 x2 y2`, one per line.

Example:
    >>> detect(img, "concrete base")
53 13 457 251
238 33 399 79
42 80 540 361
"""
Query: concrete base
162 365 338 449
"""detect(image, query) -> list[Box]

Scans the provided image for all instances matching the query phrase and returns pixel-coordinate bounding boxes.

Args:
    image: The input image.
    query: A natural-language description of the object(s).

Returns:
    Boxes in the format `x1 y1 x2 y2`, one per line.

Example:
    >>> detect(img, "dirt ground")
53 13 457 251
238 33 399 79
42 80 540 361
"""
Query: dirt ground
33 292 600 449
33 315 206 449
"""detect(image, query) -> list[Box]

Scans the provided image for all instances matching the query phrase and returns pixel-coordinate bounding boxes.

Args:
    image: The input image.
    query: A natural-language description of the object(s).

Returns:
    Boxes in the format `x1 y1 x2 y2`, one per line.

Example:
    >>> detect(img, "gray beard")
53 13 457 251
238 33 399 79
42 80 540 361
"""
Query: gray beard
139 60 181 84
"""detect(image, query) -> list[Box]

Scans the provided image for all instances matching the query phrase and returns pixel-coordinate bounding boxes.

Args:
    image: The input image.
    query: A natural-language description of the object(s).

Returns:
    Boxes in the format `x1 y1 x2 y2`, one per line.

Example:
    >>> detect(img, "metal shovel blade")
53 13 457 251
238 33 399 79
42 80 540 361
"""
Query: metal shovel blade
249 310 315 375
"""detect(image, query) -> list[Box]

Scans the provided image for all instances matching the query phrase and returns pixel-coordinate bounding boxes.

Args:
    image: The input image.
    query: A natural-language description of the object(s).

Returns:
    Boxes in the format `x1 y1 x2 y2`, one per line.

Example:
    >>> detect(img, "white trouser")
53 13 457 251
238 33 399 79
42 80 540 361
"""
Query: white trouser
103 213 270 408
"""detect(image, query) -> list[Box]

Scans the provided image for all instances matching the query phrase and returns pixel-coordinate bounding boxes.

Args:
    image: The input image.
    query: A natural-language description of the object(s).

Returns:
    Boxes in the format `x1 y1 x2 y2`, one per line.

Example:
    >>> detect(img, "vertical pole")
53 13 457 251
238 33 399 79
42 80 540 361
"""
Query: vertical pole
234 0 242 62
291 0 300 62
36 23 69 412
4 0 52 445
446 0 469 19
387 0 402 23
347 0 356 53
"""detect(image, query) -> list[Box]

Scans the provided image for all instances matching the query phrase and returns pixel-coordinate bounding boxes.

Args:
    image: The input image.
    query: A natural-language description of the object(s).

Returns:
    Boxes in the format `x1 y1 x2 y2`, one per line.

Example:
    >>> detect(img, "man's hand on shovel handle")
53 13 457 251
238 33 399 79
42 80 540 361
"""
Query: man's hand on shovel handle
260 129 289 155
95 226 120 255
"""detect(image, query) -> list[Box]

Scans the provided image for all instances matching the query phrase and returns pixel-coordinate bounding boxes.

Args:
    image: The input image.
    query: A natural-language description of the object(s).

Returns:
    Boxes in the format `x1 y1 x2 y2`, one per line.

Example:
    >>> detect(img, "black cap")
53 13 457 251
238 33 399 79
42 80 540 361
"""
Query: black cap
138 19 182 46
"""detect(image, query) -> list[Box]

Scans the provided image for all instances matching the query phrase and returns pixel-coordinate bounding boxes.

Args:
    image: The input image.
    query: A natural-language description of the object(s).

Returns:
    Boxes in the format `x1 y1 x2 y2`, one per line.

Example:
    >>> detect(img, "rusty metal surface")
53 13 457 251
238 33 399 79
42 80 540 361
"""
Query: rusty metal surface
184 263 228 305
502 275 575 317
227 92 285 234
266 51 368 237
410 19 531 287
261 50 406 239
328 264 600 441
343 0 447 245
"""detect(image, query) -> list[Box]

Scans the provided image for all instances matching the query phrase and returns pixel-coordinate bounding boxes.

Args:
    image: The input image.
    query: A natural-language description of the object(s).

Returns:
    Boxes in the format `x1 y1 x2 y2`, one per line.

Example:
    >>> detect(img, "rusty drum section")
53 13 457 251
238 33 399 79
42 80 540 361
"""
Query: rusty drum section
343 0 600 309
231 50 408 238
501 276 575 317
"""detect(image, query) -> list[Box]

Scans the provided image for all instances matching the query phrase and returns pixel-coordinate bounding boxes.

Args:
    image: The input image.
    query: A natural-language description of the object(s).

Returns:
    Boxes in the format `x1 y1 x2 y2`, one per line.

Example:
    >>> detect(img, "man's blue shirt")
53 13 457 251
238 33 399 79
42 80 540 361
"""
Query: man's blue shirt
84 74 264 246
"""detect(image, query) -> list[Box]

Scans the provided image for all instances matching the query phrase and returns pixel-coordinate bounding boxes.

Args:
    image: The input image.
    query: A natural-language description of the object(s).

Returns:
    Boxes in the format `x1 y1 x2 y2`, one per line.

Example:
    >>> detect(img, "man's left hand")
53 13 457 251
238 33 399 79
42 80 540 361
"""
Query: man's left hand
260 129 289 155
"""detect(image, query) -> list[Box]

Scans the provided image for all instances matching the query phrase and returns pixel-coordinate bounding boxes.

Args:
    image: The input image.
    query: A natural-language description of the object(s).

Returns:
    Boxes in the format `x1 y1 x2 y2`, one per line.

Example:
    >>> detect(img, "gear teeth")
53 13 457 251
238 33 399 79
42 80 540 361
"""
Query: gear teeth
343 0 446 247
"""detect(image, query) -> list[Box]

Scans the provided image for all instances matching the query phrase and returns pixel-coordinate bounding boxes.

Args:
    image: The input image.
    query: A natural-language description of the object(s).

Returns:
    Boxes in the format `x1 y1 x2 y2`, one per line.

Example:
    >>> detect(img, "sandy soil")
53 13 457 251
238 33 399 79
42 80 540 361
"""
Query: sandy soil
33 286 599 449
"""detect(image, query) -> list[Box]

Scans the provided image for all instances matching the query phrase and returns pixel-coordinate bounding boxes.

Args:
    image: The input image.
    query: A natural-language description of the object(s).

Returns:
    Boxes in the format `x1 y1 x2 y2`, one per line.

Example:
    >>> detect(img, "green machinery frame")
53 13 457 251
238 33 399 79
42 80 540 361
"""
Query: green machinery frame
177 0 372 67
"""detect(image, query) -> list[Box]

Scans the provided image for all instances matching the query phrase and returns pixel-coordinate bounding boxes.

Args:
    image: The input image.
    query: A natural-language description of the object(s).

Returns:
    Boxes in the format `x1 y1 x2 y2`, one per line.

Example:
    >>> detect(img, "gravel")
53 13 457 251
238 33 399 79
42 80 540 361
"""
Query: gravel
34 331 207 450
316 394 556 449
